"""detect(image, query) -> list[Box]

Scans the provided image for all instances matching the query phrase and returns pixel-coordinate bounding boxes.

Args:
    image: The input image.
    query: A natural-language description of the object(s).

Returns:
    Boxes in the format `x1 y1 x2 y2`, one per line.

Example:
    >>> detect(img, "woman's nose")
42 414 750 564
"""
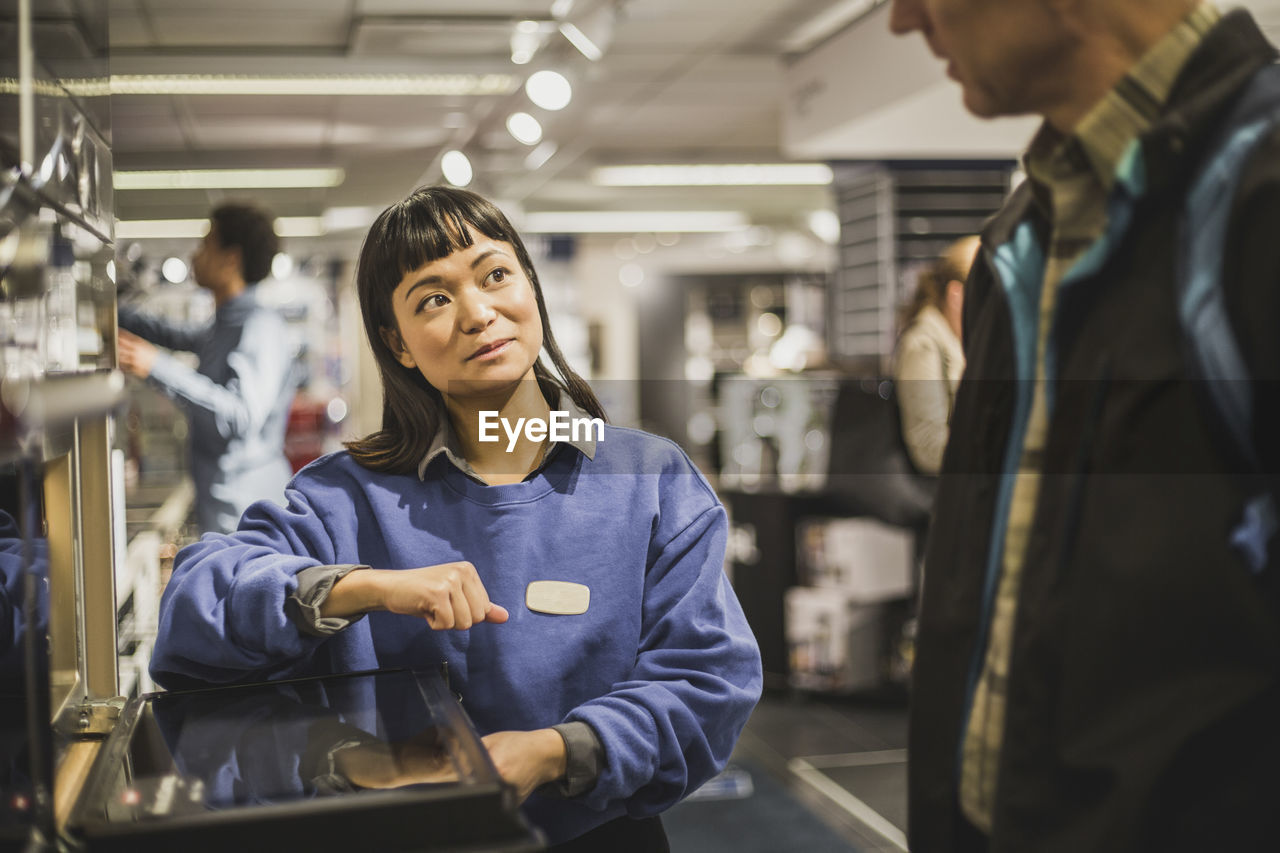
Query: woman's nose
457 292 497 333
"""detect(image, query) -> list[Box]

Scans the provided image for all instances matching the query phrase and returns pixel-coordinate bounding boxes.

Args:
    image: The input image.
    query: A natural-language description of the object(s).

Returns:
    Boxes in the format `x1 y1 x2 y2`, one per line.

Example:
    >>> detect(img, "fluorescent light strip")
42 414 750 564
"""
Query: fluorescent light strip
558 23 602 61
523 211 748 234
116 216 323 240
115 168 345 191
592 163 834 187
8 74 518 97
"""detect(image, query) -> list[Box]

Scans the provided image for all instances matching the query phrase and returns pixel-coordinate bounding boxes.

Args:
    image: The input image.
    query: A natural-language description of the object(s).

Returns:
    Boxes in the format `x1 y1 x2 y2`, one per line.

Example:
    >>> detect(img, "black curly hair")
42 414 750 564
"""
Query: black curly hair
209 202 279 284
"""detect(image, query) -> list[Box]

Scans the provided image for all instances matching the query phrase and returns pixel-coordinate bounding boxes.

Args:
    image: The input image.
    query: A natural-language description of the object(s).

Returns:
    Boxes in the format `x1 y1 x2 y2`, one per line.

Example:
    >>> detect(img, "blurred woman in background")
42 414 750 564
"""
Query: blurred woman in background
893 236 979 475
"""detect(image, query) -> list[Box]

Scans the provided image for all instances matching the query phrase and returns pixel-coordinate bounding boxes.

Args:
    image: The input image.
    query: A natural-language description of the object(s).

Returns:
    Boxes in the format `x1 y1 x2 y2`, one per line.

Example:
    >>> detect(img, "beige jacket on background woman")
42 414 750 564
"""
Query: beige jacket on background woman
894 304 965 475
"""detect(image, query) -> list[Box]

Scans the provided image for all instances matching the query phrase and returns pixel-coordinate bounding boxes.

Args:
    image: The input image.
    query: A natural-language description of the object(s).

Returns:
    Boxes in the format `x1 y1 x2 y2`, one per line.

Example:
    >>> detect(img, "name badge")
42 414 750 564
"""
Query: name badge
526 580 590 615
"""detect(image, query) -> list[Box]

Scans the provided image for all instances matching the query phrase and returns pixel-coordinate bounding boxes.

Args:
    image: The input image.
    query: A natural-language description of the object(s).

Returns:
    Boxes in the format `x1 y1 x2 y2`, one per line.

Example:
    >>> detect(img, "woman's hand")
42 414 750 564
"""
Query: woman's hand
481 729 567 803
321 562 510 629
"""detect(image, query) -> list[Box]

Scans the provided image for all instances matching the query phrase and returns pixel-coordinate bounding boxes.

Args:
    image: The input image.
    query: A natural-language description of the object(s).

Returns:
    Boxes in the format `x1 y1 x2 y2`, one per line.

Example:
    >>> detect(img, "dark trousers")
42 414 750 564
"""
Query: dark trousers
548 816 669 853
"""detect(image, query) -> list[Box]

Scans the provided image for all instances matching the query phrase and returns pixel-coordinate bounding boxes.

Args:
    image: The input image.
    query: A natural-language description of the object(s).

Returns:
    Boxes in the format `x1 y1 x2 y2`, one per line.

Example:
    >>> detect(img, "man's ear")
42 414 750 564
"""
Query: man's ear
380 327 415 368
946 279 965 311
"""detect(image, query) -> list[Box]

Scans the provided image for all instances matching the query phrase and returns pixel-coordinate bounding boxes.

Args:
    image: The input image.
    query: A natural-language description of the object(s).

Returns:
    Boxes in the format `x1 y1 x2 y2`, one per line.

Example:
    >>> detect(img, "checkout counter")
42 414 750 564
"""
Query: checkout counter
1 2 540 849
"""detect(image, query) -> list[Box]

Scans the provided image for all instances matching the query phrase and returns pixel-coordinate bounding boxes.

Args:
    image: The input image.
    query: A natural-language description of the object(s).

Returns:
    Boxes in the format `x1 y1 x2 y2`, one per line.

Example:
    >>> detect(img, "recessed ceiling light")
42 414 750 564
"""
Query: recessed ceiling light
506 112 543 146
807 209 841 244
592 163 835 186
618 263 645 288
441 150 474 187
525 70 572 111
161 257 188 284
114 168 344 191
49 74 519 97
271 253 294 280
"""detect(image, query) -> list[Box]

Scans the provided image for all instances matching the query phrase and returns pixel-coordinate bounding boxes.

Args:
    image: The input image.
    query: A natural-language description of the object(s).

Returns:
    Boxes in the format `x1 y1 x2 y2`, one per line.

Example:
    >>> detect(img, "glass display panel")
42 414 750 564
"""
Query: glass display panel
69 669 540 852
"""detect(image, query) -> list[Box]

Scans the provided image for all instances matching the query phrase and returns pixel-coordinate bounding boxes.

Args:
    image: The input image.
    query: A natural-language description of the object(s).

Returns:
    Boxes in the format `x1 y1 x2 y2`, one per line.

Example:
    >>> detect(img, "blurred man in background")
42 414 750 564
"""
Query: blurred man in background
118 202 299 534
890 1 1280 850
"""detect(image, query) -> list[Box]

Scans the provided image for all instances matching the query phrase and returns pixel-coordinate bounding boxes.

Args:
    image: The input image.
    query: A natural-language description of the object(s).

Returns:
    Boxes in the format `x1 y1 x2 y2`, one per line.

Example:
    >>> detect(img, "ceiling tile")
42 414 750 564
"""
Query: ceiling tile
350 20 512 58
149 15 348 47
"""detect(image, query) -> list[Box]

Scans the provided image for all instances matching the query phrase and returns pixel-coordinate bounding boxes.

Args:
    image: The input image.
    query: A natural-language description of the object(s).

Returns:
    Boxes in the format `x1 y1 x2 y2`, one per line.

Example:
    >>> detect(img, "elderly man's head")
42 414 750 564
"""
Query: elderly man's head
888 0 1202 130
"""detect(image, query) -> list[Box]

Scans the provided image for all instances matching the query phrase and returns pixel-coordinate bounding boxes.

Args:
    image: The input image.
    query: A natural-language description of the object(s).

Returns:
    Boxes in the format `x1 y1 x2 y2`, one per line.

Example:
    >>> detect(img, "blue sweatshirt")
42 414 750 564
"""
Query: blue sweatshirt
150 425 763 844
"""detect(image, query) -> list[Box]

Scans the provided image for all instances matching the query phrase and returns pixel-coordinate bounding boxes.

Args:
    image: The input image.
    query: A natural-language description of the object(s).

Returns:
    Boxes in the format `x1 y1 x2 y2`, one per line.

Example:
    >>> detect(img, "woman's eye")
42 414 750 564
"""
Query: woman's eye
417 294 449 312
487 267 508 285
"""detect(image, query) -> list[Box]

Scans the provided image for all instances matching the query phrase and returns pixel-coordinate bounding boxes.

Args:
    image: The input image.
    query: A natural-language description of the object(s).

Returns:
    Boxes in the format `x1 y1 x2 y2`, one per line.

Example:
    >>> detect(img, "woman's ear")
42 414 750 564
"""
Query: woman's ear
380 327 415 368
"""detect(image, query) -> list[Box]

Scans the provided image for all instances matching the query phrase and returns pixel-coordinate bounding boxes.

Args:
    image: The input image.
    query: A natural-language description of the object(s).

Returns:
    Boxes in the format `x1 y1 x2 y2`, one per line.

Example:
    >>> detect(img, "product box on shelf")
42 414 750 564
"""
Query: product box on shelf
795 515 915 602
785 587 884 693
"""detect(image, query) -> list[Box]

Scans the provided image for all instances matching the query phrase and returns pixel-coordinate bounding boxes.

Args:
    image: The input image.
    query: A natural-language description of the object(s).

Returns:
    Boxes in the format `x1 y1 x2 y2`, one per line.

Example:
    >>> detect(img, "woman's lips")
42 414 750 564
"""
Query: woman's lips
467 339 514 361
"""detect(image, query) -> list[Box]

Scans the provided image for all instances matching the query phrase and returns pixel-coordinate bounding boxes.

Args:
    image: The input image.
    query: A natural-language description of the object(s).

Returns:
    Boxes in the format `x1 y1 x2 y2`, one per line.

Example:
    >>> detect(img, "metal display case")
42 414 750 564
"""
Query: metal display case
2 2 541 850
3 2 123 848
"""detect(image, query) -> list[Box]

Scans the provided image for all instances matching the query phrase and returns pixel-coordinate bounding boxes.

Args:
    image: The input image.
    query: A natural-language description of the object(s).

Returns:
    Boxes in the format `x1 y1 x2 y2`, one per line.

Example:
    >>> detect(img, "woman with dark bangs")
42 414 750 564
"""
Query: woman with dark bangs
149 185 763 851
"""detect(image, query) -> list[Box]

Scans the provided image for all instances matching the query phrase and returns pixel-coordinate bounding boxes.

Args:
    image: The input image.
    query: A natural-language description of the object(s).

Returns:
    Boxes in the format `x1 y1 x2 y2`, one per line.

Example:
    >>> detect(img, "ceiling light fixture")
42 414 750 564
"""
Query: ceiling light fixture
271 253 294 280
807 209 841 244
321 207 378 233
558 22 603 61
523 140 558 171
506 112 543 146
116 216 324 240
522 210 749 234
592 163 835 186
74 74 518 97
525 70 572 110
114 167 345 191
441 150 474 187
160 257 188 284
511 33 537 65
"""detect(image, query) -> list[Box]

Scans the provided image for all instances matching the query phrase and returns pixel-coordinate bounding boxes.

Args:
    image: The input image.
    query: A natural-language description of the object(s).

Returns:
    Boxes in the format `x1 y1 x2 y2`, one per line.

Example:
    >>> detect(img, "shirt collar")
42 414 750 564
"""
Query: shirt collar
417 387 600 482
1025 2 1219 194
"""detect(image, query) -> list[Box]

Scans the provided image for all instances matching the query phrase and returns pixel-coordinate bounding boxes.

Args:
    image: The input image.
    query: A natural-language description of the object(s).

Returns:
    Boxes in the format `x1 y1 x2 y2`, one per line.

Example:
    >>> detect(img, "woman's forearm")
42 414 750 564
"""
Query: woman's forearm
319 568 385 618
